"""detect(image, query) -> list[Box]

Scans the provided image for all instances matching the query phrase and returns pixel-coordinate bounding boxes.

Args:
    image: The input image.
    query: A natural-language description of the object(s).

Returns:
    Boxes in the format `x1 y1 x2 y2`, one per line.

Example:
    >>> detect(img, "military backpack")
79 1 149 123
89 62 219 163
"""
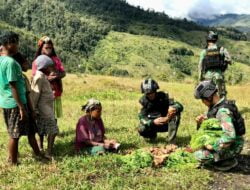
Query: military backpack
207 99 245 136
202 47 228 72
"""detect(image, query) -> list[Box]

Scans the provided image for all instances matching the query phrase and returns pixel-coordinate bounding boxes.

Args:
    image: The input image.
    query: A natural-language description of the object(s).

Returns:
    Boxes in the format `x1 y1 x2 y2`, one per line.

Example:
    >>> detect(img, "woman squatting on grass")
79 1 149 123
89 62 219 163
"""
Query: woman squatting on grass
31 55 59 159
75 99 120 155
32 36 66 151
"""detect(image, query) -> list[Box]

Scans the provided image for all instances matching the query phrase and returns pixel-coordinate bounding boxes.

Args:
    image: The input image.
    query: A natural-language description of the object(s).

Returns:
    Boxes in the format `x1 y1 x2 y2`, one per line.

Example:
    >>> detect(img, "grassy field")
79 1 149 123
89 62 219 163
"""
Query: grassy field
0 74 249 190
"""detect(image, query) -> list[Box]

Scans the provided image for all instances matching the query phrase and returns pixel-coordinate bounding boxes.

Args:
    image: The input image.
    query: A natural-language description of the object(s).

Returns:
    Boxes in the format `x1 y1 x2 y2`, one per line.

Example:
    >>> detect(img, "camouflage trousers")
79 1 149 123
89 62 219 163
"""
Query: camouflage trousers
194 137 244 165
138 114 181 141
203 70 226 98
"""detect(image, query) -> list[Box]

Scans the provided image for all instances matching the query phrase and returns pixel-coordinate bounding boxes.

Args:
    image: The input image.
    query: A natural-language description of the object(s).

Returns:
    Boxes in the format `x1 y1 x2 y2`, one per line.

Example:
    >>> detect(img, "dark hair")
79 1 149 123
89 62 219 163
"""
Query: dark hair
81 104 102 113
34 40 57 59
12 52 27 65
0 31 19 46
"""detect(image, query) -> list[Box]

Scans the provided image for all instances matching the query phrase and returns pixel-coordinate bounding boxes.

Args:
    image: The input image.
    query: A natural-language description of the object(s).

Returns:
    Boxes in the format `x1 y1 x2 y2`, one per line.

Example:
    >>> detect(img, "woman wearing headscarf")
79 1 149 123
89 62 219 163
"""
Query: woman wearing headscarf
75 99 120 155
31 55 59 159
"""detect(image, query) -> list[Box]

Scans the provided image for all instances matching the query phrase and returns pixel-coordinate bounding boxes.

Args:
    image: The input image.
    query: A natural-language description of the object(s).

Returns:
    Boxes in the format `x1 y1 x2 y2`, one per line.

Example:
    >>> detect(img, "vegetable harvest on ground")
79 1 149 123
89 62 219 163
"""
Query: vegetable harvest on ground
118 119 224 169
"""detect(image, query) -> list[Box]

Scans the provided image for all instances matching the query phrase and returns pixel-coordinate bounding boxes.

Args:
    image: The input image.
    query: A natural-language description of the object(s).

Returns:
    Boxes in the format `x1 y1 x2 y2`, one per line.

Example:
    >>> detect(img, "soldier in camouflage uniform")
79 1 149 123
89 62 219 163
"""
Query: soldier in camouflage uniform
198 31 232 98
138 78 183 142
194 80 245 171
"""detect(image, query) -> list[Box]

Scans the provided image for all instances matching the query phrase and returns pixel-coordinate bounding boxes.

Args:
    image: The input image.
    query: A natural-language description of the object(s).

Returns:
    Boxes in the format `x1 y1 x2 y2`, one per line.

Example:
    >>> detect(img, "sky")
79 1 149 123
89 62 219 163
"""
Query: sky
126 0 250 19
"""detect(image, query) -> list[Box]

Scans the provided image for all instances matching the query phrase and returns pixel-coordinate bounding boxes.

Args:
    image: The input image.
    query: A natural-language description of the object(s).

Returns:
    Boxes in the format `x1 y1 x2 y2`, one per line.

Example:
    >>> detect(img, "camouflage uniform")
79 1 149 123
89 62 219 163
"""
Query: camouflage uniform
199 44 231 98
138 91 183 140
194 98 244 164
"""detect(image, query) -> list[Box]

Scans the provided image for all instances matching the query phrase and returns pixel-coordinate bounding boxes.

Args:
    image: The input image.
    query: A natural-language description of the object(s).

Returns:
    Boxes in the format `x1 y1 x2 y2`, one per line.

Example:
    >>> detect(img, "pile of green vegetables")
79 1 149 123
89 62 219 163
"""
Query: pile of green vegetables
118 149 153 171
190 118 223 150
165 149 198 169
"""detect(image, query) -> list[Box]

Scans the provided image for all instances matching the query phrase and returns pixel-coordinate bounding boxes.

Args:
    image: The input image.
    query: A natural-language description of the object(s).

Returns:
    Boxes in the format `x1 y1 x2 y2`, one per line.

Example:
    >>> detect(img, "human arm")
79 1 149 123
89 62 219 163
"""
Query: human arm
220 47 232 64
30 77 42 115
138 96 155 127
47 70 66 81
206 108 236 151
9 81 27 121
198 50 206 81
7 61 27 120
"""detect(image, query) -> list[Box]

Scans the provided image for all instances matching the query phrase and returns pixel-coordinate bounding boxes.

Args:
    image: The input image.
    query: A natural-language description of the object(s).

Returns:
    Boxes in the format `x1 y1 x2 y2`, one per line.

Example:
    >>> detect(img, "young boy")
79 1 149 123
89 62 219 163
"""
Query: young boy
0 31 28 165
31 55 59 159
12 53 42 158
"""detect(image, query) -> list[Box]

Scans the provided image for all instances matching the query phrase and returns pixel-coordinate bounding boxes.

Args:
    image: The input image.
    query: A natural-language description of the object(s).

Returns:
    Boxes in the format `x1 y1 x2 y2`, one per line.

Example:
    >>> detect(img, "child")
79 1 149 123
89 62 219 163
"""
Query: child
0 31 28 165
12 52 42 158
31 55 59 158
75 99 120 155
32 36 65 119
32 36 65 151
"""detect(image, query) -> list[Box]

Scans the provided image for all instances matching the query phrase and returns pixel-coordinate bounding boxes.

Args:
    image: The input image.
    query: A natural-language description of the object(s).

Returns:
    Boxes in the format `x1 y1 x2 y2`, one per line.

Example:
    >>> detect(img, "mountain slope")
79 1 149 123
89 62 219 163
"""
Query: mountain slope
195 14 250 32
0 0 249 83
87 31 250 83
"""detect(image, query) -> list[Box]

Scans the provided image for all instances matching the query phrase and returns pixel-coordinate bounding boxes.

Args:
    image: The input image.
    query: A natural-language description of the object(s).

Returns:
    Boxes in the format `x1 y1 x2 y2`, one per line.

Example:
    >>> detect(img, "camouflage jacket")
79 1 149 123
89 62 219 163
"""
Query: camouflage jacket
198 44 231 80
206 98 242 151
138 91 183 128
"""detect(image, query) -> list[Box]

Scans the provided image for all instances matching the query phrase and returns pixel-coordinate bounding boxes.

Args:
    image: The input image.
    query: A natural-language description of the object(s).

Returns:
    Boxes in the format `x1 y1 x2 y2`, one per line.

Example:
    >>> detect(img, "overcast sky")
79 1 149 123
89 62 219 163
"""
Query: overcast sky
126 0 250 19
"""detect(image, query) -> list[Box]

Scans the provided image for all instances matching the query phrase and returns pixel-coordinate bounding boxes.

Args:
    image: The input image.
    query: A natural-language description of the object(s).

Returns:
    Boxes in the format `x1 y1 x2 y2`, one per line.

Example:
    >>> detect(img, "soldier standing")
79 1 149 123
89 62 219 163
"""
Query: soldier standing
198 31 231 98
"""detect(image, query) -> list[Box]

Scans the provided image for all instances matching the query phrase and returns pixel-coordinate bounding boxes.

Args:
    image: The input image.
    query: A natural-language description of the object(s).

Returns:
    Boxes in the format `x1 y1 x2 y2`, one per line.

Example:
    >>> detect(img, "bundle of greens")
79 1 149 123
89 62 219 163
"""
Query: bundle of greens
118 149 153 171
190 118 223 150
165 149 198 169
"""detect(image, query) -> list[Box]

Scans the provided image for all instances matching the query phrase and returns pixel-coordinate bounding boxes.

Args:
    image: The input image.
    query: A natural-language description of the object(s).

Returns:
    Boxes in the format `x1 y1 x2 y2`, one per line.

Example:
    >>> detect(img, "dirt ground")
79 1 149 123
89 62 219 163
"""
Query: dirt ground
209 139 250 190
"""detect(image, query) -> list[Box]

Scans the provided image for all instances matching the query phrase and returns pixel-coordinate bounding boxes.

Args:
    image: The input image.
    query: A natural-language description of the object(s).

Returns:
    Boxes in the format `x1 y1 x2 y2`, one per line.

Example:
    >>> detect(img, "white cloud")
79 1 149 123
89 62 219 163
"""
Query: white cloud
126 0 250 19
126 0 166 12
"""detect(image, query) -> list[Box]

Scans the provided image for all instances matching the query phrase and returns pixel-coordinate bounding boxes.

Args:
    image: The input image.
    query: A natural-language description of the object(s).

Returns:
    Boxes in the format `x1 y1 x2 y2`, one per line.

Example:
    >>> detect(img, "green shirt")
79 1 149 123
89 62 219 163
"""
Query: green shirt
0 56 27 108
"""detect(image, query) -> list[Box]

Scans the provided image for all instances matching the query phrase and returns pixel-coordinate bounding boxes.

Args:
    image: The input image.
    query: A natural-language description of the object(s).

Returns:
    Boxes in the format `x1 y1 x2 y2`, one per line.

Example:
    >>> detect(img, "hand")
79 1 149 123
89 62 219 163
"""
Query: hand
196 114 206 125
103 141 113 149
47 75 57 81
219 143 231 149
153 117 165 126
205 144 213 151
168 107 177 114
19 107 28 121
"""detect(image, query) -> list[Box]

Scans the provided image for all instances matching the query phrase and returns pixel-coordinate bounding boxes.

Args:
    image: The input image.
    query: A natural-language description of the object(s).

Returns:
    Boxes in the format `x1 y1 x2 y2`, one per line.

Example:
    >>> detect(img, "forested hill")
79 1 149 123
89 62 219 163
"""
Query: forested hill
0 0 206 68
0 0 249 82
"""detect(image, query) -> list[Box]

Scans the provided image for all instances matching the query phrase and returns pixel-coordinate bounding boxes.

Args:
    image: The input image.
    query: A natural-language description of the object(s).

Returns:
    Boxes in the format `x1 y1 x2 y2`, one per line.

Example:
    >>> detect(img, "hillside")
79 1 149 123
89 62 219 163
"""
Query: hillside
0 0 250 82
87 31 250 83
195 14 250 33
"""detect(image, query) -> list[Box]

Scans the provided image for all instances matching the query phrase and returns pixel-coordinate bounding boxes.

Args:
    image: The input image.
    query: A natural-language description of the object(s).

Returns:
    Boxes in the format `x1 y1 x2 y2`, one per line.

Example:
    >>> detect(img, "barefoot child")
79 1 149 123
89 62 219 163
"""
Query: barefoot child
0 32 33 164
12 52 42 158
31 55 59 158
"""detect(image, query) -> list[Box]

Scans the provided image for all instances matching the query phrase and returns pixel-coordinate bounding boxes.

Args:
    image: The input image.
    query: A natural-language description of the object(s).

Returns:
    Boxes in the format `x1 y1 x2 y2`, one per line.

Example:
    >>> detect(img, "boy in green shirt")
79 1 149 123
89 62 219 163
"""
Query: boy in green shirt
0 31 41 164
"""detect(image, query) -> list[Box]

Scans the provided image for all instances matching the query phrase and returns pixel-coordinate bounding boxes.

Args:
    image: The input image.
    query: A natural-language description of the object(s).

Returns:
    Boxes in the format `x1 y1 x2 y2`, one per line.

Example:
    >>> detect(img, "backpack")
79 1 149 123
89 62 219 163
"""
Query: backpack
207 100 245 136
202 47 228 72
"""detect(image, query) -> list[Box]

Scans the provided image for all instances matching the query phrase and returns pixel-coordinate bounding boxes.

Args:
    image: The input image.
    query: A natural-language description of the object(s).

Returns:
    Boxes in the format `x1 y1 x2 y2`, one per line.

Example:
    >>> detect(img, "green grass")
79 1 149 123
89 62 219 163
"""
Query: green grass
0 74 249 189
88 31 250 83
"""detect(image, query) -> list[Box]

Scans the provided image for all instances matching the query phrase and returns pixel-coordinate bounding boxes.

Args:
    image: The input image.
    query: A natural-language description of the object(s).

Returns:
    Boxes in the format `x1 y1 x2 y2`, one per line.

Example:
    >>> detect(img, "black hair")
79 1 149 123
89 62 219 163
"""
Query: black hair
34 40 57 59
0 31 19 46
12 52 27 65
81 104 102 112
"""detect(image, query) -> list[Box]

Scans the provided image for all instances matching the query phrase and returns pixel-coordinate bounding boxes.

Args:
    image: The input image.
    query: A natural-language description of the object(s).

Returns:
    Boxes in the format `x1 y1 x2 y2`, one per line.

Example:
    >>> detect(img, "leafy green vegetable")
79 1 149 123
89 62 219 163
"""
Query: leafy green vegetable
190 118 223 150
165 149 198 169
118 149 153 171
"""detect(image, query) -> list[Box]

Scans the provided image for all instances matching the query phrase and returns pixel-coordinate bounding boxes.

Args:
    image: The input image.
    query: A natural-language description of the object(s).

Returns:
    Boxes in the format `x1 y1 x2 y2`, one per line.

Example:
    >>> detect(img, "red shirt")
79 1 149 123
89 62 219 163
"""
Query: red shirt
75 115 105 151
